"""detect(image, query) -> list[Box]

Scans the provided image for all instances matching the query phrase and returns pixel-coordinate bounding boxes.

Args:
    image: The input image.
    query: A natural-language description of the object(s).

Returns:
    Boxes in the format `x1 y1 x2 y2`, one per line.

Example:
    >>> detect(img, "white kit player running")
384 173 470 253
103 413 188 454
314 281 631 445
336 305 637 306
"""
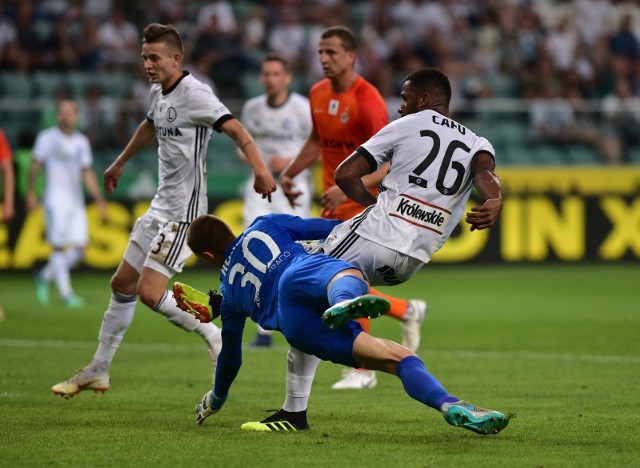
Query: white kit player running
27 100 107 308
241 67 504 431
238 53 313 347
51 23 275 398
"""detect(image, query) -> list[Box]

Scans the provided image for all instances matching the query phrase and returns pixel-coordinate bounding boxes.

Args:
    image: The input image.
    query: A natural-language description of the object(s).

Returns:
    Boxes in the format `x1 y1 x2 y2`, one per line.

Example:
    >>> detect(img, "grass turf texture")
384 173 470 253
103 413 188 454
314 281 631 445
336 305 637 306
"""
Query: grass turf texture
0 264 638 467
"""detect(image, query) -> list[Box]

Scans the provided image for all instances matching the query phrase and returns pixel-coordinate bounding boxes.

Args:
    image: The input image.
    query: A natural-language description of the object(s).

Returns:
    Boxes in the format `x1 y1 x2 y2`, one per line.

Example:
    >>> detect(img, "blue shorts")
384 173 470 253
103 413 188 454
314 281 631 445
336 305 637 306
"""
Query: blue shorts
277 255 363 368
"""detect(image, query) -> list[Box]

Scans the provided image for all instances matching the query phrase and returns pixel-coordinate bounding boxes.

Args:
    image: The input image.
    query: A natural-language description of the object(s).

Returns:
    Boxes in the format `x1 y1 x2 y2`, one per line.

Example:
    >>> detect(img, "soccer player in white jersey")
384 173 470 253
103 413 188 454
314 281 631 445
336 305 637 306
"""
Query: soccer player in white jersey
27 100 107 309
241 67 503 431
238 52 313 347
51 23 276 398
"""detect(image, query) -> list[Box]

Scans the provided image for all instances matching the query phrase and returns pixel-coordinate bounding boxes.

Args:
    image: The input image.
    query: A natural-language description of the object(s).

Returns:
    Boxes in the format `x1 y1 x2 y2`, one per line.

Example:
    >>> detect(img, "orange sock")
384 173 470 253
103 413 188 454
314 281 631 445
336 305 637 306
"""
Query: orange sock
370 287 407 321
355 317 371 333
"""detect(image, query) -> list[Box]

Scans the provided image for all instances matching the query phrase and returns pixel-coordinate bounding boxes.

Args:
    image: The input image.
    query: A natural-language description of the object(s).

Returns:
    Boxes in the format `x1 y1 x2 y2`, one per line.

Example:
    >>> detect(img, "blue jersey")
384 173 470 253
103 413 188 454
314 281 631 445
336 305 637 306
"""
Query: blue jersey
213 214 341 399
218 214 341 332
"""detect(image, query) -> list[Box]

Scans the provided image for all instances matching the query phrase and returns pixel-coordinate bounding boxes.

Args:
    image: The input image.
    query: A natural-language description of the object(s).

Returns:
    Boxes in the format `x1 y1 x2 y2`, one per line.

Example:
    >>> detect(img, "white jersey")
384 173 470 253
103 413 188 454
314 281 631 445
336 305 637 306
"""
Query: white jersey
354 109 495 263
146 71 232 222
32 126 92 208
240 92 312 226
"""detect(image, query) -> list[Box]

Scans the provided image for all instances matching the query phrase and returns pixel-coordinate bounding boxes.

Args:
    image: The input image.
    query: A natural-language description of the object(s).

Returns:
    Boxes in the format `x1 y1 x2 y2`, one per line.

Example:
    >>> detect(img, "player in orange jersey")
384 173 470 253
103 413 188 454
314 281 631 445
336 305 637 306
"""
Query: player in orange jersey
0 129 15 224
280 26 426 390
0 128 15 321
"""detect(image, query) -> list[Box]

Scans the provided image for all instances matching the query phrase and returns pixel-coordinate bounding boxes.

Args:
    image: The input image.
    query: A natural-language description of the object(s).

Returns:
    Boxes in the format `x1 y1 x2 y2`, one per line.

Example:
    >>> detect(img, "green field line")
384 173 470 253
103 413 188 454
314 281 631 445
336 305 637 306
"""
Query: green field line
2 338 638 364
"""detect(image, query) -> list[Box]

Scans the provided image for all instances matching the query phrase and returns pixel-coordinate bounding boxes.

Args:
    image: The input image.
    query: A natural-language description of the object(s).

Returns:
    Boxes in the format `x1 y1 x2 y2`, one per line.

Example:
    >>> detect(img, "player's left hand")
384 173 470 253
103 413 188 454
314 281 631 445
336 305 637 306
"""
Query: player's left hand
321 186 347 214
465 197 503 231
254 169 276 203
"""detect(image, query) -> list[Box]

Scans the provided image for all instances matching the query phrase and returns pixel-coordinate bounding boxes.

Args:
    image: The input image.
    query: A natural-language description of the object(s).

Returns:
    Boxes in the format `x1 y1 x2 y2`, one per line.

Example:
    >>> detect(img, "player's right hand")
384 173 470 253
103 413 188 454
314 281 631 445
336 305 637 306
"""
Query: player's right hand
253 169 276 203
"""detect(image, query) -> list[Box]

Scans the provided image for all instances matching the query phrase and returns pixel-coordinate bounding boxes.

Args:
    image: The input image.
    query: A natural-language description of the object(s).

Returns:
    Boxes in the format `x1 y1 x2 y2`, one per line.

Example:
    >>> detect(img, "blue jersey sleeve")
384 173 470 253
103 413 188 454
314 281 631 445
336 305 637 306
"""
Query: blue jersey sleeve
213 306 246 398
263 214 342 241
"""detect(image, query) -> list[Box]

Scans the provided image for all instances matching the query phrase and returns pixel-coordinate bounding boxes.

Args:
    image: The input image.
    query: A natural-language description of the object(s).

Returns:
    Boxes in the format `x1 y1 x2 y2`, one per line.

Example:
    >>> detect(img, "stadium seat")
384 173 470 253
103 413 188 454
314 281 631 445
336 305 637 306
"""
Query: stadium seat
0 73 34 99
95 72 132 99
65 71 95 99
32 72 67 99
565 145 600 165
241 73 263 99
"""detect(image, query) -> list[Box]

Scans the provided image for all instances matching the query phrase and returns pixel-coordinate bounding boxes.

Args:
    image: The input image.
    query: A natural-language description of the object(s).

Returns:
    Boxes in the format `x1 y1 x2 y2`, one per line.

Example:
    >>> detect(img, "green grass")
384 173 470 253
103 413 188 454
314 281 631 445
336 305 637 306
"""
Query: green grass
0 264 639 467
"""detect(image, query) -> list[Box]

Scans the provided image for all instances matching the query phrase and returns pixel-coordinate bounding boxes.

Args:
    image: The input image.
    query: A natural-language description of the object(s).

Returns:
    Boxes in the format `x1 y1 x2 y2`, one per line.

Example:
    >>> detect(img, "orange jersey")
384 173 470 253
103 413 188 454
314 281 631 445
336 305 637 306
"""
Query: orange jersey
0 130 12 163
309 75 388 220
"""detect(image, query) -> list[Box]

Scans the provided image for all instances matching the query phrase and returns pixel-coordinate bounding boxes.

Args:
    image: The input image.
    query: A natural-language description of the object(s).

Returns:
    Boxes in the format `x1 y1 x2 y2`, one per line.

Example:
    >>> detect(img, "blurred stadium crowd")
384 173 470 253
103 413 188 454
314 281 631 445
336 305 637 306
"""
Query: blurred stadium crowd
2 0 640 165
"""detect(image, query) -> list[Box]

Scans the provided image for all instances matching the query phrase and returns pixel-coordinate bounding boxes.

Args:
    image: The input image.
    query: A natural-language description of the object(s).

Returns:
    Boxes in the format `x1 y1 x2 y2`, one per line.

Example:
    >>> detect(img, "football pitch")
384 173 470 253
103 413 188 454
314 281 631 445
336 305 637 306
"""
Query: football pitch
0 263 638 467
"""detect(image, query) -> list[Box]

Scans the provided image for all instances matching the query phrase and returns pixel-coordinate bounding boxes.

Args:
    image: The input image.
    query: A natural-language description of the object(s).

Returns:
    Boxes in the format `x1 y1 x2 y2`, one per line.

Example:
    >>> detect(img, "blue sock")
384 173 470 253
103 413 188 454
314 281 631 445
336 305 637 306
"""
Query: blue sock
397 355 458 410
327 275 368 305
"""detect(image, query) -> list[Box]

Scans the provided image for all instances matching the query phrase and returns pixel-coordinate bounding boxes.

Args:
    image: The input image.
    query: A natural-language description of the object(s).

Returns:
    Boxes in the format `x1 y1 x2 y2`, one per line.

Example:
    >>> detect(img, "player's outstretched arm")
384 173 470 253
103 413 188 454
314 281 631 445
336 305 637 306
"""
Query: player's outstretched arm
104 119 155 193
466 151 502 231
221 118 276 201
25 160 42 212
83 168 108 221
0 158 14 222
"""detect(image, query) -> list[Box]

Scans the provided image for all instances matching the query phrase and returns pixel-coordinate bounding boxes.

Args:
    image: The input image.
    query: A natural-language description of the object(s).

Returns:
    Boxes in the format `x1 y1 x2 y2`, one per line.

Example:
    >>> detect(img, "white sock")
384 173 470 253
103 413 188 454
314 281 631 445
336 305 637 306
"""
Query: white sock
153 290 221 349
64 247 84 268
282 346 320 412
50 250 72 299
92 291 138 371
257 324 273 336
40 262 52 283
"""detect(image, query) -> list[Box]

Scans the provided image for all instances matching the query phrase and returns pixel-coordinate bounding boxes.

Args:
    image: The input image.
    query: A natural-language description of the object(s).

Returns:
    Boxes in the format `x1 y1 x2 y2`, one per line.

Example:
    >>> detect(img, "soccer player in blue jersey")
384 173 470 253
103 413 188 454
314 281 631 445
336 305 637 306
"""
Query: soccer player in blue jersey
173 213 509 435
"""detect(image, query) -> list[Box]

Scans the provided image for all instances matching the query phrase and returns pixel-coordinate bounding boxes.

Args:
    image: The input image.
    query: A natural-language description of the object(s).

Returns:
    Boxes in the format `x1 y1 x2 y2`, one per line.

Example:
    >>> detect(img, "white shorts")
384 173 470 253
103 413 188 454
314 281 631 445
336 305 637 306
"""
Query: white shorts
313 221 424 286
124 212 192 277
44 202 88 248
243 175 312 228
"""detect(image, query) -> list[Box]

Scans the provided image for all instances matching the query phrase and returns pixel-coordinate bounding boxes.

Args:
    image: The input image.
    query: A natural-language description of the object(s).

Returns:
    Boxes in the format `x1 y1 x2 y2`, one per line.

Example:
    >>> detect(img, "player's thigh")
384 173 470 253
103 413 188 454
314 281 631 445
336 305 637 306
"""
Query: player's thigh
324 232 422 286
44 202 80 247
278 301 362 369
66 207 88 247
124 213 189 278
277 255 362 367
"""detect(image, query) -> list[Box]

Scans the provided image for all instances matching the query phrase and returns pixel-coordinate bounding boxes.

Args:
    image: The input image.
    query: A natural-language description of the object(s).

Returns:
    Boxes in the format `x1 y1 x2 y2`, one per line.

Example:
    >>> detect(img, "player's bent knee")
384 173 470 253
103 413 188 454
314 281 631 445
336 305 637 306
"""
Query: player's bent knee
110 275 136 296
137 287 163 309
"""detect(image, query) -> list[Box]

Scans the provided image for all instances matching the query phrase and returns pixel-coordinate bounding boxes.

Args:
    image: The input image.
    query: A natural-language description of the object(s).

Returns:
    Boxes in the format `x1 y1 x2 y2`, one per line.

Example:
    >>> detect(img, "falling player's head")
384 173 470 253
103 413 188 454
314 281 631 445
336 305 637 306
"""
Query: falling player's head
187 214 237 267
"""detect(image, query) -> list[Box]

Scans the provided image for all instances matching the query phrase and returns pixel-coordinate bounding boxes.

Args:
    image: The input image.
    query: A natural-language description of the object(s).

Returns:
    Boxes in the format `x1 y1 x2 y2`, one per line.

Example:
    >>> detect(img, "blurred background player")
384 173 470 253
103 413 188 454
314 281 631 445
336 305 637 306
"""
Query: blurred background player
0 127 15 321
50 23 275 398
280 25 426 389
237 52 313 347
0 128 14 224
27 100 107 308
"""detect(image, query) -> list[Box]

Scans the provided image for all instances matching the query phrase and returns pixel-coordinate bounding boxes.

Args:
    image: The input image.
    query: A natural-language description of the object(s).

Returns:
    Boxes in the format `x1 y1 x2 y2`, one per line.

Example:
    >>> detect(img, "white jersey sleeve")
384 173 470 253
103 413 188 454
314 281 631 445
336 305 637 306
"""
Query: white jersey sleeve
187 86 232 130
354 109 495 263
